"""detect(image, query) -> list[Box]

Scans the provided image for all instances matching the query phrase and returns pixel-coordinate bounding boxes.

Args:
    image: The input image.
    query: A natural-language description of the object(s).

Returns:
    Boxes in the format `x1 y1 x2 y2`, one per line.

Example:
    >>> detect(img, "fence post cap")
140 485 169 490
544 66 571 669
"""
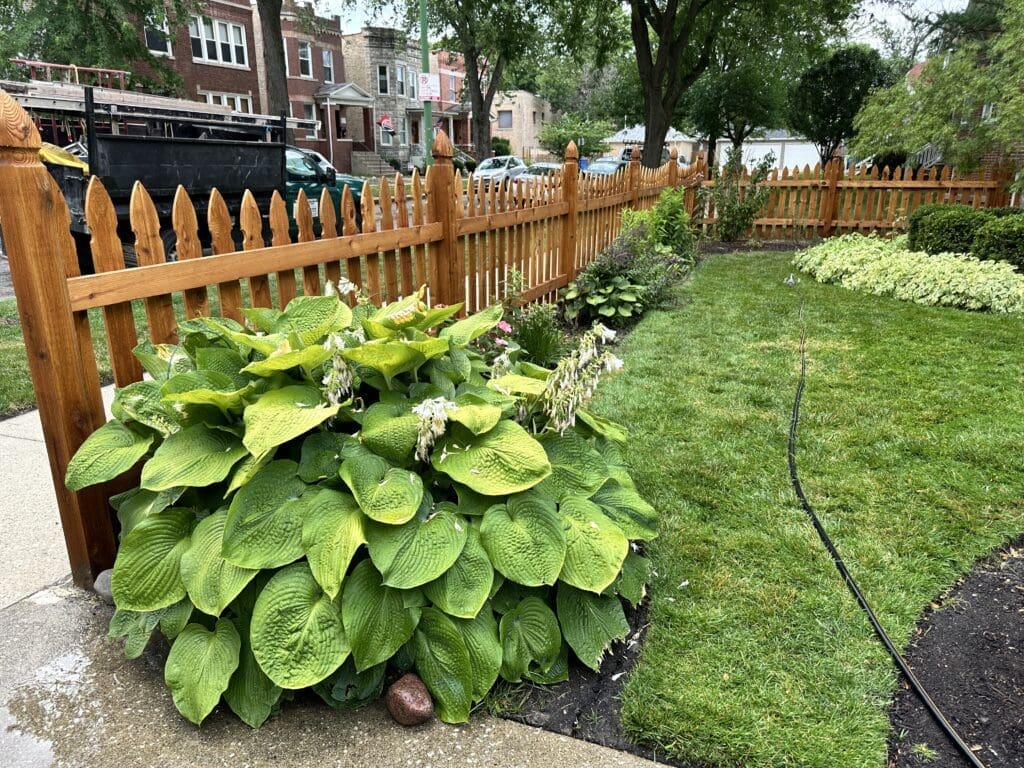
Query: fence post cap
670 146 678 160
432 129 453 162
0 89 41 149
564 140 579 161
630 145 641 161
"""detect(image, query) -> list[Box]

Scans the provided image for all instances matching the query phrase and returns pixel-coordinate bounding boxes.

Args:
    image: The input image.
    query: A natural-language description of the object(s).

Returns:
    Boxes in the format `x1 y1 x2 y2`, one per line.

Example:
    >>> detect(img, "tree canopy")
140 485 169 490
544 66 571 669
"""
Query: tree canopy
537 114 612 160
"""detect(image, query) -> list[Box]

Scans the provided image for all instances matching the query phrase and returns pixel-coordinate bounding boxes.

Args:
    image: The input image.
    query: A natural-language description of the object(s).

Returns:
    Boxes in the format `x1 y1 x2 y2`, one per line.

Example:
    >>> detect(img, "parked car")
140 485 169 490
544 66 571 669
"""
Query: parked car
511 162 561 201
617 145 670 164
473 155 527 186
409 145 478 174
285 147 363 232
584 157 628 176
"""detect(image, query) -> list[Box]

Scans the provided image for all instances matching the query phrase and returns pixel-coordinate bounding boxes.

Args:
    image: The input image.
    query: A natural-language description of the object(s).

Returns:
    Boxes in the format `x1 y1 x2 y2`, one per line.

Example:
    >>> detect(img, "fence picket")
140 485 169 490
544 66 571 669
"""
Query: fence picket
171 186 209 318
318 187 341 288
207 188 244 322
294 189 320 296
239 190 272 308
129 181 178 343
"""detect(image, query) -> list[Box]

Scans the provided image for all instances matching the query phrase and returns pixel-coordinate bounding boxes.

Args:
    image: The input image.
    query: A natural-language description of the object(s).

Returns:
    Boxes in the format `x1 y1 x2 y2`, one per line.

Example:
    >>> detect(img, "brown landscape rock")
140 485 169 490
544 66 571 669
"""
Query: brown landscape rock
385 673 434 726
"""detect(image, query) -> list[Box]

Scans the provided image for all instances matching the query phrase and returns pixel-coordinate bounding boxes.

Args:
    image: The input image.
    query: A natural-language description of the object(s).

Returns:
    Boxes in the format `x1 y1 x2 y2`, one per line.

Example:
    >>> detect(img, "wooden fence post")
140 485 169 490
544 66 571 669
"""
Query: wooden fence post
668 147 679 189
0 89 115 587
426 130 461 310
560 140 579 283
821 159 842 237
628 145 641 209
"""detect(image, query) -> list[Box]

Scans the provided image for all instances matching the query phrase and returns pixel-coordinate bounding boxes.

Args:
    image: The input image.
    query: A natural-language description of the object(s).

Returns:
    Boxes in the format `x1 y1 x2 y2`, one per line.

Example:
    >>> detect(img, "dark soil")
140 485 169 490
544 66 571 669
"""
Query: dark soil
497 599 697 768
889 538 1024 768
697 238 816 255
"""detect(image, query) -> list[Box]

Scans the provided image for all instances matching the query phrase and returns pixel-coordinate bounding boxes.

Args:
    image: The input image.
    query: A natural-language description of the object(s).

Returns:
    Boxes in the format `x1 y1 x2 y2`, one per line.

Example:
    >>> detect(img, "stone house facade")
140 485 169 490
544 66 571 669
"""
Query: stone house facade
429 50 472 153
491 90 553 161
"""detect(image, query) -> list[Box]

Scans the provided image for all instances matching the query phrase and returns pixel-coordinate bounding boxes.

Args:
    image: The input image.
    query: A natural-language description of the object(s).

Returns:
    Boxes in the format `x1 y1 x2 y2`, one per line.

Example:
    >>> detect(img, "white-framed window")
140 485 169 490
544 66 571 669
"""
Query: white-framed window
200 91 252 113
323 49 334 83
303 103 317 138
448 76 457 102
982 102 996 122
380 124 393 146
377 64 389 94
189 16 247 67
408 69 416 99
396 63 406 96
282 37 289 76
498 110 512 129
145 20 172 56
298 41 312 78
399 117 408 145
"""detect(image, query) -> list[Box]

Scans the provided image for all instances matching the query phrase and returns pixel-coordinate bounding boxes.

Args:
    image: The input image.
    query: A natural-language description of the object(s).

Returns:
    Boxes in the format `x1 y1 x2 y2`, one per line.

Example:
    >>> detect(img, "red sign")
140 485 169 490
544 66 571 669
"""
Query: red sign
377 113 395 134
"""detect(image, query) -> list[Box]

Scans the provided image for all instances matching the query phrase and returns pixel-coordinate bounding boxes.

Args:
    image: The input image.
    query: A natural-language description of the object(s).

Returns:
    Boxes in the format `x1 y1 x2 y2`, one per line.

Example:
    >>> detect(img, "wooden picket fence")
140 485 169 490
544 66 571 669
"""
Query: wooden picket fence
0 80 1013 587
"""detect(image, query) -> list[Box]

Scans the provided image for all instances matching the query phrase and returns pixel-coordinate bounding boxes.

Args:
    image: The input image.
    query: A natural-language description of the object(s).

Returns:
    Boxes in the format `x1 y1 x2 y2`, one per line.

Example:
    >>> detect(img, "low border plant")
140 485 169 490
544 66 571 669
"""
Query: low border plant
65 286 657 727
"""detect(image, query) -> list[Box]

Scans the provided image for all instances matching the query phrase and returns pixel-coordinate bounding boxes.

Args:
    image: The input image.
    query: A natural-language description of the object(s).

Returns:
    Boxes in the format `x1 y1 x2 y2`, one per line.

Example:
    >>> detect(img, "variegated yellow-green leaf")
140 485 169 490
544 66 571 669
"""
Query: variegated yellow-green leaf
341 341 425 386
65 420 153 491
413 608 473 723
251 562 349 689
340 454 423 525
498 596 561 683
453 607 502 700
133 340 195 380
556 584 629 671
224 620 281 729
222 460 309 569
439 303 503 347
140 423 247 492
423 527 494 619
301 488 366 599
111 507 193 612
342 560 419 671
432 421 550 495
558 496 628 594
180 510 258 616
480 492 566 587
365 505 468 589
164 619 241 724
536 431 609 502
242 385 340 458
488 374 547 397
410 303 463 331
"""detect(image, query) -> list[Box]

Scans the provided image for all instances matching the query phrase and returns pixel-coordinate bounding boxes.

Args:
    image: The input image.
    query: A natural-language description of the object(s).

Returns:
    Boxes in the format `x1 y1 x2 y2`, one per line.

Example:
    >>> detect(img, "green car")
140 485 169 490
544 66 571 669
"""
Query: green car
285 147 363 234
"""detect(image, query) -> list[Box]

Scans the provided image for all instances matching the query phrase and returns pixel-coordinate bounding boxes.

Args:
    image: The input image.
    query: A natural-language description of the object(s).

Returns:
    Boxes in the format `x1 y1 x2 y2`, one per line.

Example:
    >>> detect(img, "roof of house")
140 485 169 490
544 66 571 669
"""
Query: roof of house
604 124 697 144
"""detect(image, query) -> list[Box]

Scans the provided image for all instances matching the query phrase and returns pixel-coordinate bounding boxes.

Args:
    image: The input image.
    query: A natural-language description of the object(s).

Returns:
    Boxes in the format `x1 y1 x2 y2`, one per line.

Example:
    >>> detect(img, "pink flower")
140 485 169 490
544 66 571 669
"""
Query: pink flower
494 337 508 347
497 320 512 333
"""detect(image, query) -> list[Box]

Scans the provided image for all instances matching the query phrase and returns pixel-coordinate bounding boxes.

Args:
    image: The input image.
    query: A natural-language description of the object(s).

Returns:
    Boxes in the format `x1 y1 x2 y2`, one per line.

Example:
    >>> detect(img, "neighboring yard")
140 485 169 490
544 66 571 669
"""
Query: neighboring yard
590 252 1024 767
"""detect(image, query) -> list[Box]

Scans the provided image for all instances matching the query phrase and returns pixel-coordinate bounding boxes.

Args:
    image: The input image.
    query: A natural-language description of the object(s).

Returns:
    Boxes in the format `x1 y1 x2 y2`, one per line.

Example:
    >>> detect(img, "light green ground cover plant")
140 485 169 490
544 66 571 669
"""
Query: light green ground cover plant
793 233 1024 313
593 252 1024 767
63 286 655 727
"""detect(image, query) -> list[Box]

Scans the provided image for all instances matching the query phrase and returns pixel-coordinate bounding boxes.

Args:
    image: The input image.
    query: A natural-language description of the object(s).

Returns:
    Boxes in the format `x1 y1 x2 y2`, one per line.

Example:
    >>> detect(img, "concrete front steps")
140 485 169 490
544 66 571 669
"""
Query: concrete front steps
352 150 396 176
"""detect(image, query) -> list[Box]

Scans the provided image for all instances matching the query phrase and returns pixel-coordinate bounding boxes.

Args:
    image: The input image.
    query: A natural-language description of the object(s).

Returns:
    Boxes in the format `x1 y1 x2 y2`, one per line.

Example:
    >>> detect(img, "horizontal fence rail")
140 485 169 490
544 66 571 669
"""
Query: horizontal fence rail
0 84 1014 585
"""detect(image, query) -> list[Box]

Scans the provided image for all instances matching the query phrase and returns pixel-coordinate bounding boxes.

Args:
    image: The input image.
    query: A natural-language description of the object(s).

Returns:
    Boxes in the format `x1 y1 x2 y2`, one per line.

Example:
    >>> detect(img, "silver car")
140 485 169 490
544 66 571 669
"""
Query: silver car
473 155 527 186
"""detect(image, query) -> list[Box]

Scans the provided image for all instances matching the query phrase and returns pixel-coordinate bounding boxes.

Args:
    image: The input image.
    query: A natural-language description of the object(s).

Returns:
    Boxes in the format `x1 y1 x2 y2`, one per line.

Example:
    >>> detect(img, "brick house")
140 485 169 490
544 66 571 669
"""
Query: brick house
491 90 552 160
429 50 472 153
341 27 426 174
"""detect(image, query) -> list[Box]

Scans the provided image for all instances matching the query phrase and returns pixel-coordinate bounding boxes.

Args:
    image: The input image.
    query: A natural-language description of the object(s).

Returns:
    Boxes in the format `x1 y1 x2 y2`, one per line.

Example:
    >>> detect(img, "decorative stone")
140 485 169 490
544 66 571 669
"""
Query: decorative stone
93 569 114 605
385 672 433 726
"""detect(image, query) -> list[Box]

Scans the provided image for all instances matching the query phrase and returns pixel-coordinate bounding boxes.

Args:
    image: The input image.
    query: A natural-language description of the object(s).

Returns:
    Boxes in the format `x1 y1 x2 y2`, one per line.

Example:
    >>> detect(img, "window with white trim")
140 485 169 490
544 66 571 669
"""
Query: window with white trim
298 41 312 78
377 64 389 94
323 49 334 83
283 37 289 76
189 16 247 67
498 110 512 129
380 124 393 146
982 102 996 121
201 91 252 113
399 117 408 145
448 76 456 102
396 64 406 96
145 20 172 56
303 103 317 138
408 69 416 99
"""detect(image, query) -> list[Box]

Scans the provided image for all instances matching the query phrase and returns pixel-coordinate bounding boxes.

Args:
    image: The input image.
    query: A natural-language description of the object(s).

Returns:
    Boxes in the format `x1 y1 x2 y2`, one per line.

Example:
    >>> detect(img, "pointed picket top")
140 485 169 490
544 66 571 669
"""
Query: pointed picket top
84 177 123 272
239 190 264 250
411 169 424 225
130 181 166 266
0 88 40 150
565 140 579 162
171 185 201 262
629 145 641 161
295 188 315 242
269 189 291 246
394 173 409 228
340 184 358 235
379 175 394 229
207 188 235 255
319 187 338 238
432 129 453 161
360 180 376 233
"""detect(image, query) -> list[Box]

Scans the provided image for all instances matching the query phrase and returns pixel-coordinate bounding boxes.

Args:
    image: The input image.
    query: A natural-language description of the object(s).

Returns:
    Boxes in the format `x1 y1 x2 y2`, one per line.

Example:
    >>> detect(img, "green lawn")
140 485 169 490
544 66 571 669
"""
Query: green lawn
590 252 1024 767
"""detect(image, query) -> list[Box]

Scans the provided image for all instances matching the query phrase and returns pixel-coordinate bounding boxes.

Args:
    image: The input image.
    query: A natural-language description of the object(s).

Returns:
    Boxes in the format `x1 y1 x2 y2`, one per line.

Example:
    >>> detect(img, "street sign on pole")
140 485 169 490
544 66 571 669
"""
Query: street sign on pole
417 72 441 102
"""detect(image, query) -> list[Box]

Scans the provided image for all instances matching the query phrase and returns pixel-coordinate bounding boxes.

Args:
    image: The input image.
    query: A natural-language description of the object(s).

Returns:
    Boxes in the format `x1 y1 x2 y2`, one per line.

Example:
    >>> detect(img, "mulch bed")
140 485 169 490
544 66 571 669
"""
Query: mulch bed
889 538 1024 768
697 239 817 255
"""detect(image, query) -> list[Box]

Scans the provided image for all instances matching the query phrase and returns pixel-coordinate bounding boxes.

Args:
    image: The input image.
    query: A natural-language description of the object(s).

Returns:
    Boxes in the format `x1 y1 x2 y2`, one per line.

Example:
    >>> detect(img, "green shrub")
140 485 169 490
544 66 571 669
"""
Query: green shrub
701 147 774 242
563 273 647 327
986 206 1024 218
64 290 656 728
972 215 1024 268
490 136 512 156
793 233 1024 313
907 204 993 254
512 303 565 366
647 187 696 260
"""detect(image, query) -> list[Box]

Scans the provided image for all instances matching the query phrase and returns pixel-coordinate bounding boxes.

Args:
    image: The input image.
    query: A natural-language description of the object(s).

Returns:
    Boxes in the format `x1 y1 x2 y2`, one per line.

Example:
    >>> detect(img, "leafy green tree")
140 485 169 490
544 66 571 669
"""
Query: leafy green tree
490 136 512 156
787 46 892 164
0 0 194 91
538 115 612 159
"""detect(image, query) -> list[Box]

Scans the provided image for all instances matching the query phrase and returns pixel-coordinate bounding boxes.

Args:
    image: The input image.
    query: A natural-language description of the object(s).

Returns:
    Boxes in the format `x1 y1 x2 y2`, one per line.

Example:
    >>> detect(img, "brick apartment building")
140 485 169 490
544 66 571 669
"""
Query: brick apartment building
429 50 471 153
491 90 553 161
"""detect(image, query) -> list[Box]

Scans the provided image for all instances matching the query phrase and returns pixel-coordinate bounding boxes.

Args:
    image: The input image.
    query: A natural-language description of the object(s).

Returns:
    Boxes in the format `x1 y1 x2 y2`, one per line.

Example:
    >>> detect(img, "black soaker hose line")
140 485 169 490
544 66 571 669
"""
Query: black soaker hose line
787 299 988 768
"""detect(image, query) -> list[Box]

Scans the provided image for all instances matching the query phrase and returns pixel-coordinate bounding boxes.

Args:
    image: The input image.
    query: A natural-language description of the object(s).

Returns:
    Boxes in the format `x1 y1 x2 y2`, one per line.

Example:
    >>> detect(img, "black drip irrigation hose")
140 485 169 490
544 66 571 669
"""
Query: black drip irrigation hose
786 295 988 768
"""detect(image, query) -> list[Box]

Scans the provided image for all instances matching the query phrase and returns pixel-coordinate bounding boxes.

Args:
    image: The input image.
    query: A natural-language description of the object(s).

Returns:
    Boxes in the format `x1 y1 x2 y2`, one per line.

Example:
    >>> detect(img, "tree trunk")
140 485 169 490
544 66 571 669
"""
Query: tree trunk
462 47 505 161
256 0 288 117
706 136 717 177
641 99 672 167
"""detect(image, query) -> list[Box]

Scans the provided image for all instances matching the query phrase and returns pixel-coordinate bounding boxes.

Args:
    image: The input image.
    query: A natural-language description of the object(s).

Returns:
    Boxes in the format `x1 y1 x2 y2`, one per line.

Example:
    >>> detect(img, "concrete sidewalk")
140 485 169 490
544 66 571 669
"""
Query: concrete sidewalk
0 398 663 768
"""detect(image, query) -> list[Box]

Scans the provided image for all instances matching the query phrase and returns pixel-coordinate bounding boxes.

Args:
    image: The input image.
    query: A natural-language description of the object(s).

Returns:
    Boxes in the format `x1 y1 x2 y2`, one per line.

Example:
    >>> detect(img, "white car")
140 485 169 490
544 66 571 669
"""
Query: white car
473 155 527 186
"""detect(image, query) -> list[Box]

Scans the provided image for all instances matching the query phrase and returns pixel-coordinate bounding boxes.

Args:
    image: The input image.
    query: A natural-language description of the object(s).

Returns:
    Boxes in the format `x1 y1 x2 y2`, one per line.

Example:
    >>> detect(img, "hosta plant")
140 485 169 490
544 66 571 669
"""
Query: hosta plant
563 274 647 327
65 287 657 727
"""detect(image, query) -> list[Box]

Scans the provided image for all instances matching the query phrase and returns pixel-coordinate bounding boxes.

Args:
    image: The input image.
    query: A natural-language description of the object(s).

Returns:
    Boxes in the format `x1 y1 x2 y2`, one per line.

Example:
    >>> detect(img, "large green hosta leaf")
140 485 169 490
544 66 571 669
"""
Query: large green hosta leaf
226 451 273 494
164 618 241 724
449 402 502 436
313 658 386 710
276 295 352 345
161 371 254 412
480 493 566 587
439 304 503 347
111 507 193 612
242 385 340 458
134 341 195 380
109 600 192 660
180 510 258 616
110 486 184 537
340 454 423 525
359 402 419 463
591 478 659 540
112 380 179 436
413 608 473 723
222 460 309 569
251 562 349 689
558 496 629 594
341 341 425 387
342 560 420 672
365 506 468 589
453 608 502 701
423 527 494 619
611 549 652 608
432 421 550 495
225 621 281 729
301 488 366 599
241 343 332 377
536 431 609 502
140 423 247 492
498 597 561 683
195 347 247 378
556 584 629 671
487 374 547 397
65 420 153 491
298 432 362 483
575 409 628 445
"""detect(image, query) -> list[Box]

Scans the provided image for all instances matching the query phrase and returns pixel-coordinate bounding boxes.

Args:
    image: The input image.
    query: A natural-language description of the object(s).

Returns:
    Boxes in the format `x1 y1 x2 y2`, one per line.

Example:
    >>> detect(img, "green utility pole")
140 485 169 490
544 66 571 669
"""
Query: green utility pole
419 0 432 167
